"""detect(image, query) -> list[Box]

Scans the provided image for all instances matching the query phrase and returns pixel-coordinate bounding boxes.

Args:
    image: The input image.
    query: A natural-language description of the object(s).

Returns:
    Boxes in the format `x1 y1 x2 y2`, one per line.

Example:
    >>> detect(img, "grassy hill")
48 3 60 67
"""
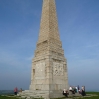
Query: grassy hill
0 92 99 99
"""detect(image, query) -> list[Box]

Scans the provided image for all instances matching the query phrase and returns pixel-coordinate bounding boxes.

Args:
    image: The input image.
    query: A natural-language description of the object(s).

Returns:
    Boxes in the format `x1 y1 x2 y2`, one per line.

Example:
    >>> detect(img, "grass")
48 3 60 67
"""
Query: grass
0 95 18 99
0 92 99 99
71 92 99 99
81 92 99 99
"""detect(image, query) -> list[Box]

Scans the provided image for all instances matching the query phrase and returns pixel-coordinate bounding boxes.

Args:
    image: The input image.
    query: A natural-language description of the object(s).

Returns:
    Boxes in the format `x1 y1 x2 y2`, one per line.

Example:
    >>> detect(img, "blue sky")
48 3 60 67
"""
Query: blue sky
0 0 99 91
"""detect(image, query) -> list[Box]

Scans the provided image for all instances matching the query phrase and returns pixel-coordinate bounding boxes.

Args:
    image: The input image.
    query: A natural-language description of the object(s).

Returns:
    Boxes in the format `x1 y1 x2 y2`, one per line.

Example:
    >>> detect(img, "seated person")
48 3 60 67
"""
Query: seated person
69 86 72 92
63 89 69 97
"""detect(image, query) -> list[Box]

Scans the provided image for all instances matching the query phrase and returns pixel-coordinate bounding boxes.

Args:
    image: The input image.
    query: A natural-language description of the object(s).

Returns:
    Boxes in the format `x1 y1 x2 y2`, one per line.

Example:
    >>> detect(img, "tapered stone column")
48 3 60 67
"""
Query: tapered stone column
29 0 69 98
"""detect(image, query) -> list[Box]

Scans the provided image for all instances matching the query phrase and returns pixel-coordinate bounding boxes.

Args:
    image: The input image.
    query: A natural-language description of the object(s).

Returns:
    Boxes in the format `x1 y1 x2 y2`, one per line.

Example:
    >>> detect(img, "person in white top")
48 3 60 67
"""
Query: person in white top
75 87 78 93
63 89 68 97
69 86 72 91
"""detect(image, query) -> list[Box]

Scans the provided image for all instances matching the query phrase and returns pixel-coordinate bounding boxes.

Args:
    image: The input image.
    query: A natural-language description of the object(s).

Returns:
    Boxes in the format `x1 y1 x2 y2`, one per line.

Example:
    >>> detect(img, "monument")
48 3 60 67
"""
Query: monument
19 0 69 98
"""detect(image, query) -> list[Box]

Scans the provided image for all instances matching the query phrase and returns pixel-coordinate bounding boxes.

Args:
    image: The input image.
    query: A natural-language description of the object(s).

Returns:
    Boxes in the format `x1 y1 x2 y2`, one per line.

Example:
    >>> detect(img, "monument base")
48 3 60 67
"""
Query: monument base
18 90 65 99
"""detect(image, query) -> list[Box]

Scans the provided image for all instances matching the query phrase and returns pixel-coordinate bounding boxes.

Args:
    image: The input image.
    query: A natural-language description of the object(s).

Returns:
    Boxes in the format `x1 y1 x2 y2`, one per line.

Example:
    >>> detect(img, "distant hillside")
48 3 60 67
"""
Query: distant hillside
0 90 14 95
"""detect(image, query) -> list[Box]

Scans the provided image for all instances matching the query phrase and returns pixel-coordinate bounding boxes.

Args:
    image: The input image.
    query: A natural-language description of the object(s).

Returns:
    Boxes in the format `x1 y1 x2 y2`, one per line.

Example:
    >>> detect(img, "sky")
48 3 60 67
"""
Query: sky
0 0 99 91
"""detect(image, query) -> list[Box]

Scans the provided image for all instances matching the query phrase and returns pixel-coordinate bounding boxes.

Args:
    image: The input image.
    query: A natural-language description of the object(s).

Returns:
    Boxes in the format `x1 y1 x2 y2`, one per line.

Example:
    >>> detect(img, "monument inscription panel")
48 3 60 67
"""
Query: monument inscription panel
35 62 45 79
53 62 63 76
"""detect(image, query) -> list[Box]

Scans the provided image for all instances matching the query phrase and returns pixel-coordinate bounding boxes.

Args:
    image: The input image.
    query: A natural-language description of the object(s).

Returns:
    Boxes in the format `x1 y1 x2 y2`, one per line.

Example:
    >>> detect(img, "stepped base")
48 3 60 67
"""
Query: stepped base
18 90 65 99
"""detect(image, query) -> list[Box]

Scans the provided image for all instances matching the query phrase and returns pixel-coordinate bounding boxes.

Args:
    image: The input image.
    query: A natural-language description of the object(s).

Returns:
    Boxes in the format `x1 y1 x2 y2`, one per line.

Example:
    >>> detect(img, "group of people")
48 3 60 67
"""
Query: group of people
69 86 79 94
14 86 85 97
63 85 86 97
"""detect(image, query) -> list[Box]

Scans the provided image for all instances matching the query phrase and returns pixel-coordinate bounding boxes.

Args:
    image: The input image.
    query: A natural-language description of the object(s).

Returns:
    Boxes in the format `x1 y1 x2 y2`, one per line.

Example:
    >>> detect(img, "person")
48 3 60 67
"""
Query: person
72 86 75 94
20 88 22 92
78 89 81 94
83 86 86 96
78 85 80 90
14 87 18 95
81 86 86 96
69 86 72 92
75 87 78 93
63 89 68 97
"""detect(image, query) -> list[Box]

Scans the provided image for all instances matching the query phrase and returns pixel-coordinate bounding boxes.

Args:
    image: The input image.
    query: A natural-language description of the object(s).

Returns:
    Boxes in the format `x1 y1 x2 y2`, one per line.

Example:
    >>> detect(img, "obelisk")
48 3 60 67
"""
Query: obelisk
29 0 69 98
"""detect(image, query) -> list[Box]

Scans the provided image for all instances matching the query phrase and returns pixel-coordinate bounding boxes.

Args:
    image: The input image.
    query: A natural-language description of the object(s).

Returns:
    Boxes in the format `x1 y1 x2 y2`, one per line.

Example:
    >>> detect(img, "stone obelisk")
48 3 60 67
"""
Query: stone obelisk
29 0 68 98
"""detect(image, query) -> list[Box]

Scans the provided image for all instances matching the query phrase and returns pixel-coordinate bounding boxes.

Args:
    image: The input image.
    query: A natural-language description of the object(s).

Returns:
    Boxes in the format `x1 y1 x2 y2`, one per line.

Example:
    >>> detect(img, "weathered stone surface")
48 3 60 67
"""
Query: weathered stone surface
20 0 69 98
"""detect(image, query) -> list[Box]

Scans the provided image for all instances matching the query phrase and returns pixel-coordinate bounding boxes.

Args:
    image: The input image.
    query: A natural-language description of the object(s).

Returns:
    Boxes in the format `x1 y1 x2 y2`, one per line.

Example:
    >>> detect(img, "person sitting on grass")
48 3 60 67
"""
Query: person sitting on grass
63 89 69 97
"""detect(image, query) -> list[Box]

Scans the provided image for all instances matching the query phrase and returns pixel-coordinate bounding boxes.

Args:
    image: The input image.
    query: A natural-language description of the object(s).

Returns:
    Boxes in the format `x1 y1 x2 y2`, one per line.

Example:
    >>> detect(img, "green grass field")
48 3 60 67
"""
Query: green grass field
0 95 18 99
81 92 99 99
0 92 99 99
